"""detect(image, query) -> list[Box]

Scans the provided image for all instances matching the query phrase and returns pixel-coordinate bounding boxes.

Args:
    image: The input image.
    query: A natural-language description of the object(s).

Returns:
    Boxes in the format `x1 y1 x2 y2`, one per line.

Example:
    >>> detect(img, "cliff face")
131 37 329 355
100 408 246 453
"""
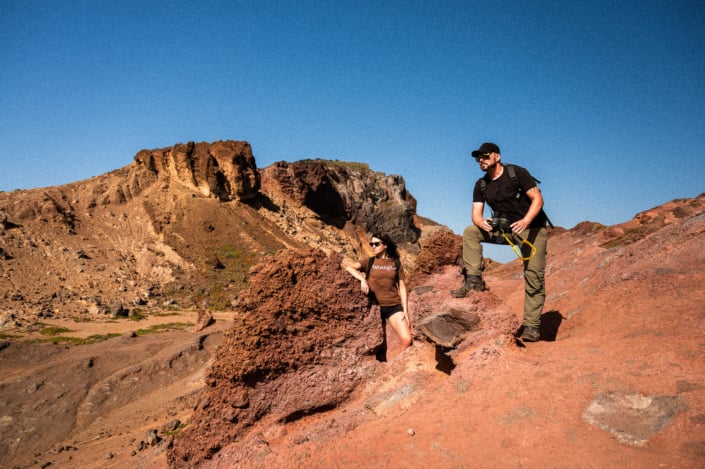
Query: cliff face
133 140 260 202
260 160 419 243
0 140 425 324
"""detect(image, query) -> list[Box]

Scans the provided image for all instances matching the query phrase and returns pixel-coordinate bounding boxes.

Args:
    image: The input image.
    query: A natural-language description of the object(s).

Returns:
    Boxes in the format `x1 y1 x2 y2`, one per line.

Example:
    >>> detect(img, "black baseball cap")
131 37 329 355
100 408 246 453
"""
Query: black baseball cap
471 142 500 158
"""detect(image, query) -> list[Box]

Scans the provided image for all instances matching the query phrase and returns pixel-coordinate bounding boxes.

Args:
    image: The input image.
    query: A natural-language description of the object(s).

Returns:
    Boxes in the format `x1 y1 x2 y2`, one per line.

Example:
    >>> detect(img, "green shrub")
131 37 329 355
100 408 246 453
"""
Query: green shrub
39 326 74 336
37 333 121 346
135 322 192 336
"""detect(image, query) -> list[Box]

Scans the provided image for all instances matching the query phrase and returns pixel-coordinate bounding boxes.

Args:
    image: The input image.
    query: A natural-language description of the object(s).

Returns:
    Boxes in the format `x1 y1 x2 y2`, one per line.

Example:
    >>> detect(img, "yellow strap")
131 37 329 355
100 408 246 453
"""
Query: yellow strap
501 232 537 261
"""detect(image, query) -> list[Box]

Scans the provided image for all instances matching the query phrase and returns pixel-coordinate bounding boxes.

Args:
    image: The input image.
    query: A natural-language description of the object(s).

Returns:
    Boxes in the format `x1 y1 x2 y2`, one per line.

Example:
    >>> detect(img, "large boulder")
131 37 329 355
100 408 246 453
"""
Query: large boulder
168 249 380 467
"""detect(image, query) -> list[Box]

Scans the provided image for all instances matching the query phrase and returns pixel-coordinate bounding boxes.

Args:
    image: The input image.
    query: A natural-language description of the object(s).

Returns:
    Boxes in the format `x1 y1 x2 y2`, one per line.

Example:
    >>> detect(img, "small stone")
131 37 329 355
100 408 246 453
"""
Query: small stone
197 397 211 410
222 408 239 423
407 428 415 436
160 419 181 433
145 429 160 446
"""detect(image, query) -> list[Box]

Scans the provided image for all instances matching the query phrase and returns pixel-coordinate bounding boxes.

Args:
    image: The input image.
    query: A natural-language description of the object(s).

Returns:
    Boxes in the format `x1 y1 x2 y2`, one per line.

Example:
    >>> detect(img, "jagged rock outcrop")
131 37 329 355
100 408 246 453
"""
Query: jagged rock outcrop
167 249 378 466
166 221 526 467
166 237 522 467
134 140 260 201
260 160 419 244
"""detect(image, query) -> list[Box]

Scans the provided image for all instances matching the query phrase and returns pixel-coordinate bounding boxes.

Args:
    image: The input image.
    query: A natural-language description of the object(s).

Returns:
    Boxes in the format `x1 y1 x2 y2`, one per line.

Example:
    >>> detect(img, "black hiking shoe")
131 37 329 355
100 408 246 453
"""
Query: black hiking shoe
451 275 486 298
520 326 541 342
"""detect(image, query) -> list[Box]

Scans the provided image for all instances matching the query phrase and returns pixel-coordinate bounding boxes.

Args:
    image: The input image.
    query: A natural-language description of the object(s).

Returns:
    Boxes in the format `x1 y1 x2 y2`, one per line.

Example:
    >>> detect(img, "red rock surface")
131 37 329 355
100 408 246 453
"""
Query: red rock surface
179 195 705 468
168 250 380 466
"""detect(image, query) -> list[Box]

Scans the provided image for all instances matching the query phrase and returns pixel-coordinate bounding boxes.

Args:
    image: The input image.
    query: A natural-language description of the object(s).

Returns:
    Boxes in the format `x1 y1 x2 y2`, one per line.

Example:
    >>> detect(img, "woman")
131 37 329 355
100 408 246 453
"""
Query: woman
345 234 412 351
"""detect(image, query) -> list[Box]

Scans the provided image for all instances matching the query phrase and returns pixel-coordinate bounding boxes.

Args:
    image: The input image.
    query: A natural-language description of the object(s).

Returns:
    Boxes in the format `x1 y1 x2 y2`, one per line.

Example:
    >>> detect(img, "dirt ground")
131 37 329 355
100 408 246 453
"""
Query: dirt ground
0 310 234 469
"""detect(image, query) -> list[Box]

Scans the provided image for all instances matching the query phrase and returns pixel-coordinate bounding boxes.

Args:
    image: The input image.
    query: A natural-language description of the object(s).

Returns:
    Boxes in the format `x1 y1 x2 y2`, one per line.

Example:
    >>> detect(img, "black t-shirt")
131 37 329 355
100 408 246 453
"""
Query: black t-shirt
472 164 547 228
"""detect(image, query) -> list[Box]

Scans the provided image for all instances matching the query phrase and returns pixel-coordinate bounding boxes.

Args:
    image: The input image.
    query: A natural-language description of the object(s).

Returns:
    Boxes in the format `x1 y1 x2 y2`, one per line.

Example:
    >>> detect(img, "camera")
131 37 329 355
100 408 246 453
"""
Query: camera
489 216 510 234
489 216 510 244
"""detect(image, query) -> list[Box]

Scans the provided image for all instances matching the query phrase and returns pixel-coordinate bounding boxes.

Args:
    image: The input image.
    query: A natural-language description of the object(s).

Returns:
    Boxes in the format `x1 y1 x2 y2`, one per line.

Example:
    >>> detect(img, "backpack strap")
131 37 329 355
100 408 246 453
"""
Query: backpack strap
479 164 520 200
508 164 554 228
506 164 519 198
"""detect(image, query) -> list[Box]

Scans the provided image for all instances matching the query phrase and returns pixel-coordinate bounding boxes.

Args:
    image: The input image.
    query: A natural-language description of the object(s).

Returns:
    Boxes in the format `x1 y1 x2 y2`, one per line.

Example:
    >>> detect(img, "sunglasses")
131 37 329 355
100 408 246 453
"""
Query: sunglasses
369 241 383 247
474 153 492 160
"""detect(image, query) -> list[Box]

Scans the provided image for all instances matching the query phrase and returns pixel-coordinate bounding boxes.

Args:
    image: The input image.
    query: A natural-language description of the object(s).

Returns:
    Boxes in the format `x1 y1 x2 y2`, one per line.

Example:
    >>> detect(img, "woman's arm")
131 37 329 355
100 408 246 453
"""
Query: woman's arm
343 260 370 294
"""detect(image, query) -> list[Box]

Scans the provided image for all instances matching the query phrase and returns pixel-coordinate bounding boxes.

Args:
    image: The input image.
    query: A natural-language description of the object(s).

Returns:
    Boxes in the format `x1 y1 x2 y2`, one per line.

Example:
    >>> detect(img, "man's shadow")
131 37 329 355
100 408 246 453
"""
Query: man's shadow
515 310 564 346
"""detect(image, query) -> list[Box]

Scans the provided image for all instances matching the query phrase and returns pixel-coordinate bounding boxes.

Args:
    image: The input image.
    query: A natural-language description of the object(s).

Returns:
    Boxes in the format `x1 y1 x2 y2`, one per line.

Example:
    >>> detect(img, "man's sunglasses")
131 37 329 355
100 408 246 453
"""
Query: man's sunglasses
474 153 492 160
369 242 383 247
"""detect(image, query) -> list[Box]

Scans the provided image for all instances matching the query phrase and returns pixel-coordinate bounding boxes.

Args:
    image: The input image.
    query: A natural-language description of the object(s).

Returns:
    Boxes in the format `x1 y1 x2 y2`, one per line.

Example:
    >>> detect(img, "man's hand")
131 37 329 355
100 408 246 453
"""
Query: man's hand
511 219 528 233
480 217 493 232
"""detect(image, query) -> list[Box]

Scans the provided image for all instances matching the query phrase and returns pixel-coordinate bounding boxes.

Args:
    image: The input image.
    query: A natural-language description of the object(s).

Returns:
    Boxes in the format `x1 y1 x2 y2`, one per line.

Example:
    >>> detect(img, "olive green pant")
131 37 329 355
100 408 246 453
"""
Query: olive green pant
461 225 547 328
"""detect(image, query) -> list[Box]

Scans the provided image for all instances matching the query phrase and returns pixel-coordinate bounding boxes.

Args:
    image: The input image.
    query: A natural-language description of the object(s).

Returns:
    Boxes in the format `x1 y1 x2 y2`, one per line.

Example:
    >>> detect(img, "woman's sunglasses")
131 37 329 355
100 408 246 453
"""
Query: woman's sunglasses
369 242 383 247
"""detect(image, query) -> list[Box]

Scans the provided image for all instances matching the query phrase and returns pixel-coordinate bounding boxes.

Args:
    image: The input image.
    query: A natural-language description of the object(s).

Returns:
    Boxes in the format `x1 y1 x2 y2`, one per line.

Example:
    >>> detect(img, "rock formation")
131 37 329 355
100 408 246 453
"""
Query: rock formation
260 159 419 243
168 249 380 466
166 227 525 466
133 140 260 201
0 141 424 322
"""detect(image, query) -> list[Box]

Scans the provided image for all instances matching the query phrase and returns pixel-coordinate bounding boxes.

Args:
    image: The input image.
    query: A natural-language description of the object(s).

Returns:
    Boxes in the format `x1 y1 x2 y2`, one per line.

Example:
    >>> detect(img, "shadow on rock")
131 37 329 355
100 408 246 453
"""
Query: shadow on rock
515 310 564 345
540 310 564 341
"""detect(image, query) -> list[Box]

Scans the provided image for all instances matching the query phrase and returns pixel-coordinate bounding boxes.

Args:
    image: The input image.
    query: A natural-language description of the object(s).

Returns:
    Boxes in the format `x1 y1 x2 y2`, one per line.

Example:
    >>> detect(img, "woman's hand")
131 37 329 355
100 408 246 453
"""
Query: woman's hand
360 278 370 294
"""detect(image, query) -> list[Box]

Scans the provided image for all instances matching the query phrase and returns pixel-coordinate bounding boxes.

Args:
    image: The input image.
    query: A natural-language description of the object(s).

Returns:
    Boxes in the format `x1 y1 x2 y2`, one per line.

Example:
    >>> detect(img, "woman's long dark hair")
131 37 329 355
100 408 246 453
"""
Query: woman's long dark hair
371 233 399 260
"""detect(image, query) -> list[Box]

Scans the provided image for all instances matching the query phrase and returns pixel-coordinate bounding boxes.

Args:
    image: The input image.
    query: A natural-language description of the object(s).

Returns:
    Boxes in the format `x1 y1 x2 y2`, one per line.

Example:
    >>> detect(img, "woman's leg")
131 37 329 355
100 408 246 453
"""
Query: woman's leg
387 311 412 350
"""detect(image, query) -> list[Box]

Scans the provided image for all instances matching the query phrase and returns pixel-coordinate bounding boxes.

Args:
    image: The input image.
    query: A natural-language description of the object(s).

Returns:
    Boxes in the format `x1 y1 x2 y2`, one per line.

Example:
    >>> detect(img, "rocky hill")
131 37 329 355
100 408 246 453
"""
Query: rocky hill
1 141 704 468
0 140 421 326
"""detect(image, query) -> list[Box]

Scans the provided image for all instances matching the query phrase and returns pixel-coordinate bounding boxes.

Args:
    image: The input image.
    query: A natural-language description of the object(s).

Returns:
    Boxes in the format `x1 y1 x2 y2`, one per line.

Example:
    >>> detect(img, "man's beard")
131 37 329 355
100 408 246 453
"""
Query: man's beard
481 161 498 173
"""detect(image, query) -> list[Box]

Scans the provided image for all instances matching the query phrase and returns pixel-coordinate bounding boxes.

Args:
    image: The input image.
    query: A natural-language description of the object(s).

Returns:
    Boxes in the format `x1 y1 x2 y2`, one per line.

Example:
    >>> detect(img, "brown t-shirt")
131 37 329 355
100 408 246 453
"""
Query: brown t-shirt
360 256 405 307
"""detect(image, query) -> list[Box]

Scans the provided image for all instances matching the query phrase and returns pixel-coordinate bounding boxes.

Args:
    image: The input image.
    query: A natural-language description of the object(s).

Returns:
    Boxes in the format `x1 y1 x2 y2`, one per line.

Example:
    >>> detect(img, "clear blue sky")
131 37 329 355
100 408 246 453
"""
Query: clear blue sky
2 1 704 261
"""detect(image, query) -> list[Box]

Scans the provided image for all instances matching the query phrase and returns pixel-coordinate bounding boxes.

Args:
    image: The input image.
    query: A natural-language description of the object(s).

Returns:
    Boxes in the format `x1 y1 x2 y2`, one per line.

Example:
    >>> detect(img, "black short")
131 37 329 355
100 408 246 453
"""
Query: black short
380 304 404 321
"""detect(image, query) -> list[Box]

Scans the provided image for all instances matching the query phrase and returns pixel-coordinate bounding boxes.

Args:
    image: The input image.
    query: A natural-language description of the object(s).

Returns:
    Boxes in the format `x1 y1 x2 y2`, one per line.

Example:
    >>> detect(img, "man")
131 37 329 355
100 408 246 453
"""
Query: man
451 142 548 342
